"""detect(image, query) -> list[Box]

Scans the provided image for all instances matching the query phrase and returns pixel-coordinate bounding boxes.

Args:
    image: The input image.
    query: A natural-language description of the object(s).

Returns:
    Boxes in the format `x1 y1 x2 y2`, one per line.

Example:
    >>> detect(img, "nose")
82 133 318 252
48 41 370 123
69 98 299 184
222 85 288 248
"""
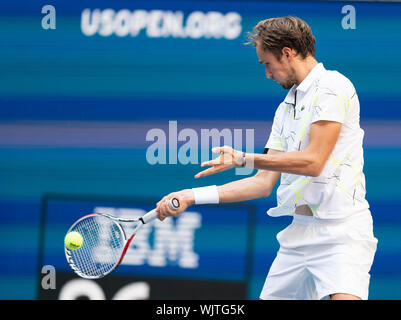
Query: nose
265 66 272 79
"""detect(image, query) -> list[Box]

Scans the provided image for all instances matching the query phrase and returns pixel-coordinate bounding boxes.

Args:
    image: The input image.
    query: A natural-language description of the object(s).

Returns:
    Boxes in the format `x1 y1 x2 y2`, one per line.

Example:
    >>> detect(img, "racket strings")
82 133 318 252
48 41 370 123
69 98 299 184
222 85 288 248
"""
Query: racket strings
68 215 125 278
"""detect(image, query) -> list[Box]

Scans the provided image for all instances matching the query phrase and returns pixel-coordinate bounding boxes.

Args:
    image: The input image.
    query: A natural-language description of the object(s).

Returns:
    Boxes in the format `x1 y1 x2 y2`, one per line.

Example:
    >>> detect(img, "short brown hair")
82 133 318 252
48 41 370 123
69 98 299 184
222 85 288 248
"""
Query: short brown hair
247 16 316 60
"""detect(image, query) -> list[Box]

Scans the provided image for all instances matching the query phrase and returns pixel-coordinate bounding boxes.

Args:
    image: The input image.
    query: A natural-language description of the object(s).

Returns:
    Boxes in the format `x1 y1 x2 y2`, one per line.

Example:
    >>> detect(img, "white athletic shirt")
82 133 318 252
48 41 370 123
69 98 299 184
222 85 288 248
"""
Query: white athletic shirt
265 63 369 220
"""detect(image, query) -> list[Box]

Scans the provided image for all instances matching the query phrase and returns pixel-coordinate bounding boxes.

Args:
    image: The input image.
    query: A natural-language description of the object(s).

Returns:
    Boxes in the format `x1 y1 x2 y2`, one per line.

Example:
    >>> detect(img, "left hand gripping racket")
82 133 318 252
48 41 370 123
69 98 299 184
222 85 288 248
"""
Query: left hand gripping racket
64 198 180 279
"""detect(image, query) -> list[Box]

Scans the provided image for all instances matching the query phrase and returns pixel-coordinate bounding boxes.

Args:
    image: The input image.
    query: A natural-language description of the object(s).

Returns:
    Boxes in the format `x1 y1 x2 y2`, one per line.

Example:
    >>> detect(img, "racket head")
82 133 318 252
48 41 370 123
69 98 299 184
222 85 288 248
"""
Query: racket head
64 213 127 279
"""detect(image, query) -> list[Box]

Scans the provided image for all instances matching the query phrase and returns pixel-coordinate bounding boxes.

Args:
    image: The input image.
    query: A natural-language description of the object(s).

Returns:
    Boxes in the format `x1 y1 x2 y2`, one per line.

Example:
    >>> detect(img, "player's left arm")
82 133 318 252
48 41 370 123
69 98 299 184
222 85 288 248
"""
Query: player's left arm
253 120 342 176
196 120 342 178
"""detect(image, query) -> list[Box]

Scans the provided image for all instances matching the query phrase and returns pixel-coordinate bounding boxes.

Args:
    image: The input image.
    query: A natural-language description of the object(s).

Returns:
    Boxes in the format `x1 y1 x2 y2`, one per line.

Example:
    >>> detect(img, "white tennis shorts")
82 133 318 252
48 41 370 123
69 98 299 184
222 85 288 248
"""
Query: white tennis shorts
260 210 378 300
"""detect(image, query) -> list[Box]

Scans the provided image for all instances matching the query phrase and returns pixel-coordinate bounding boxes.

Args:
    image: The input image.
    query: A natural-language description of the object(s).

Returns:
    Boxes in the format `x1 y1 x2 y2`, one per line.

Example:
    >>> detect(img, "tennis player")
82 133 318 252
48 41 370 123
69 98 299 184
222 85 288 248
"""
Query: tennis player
156 16 377 300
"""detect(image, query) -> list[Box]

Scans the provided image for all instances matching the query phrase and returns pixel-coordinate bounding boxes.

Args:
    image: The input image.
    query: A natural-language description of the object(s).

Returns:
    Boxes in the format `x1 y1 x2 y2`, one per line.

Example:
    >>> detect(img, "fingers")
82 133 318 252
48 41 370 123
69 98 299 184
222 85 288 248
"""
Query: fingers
156 196 168 221
156 194 181 221
202 146 236 168
200 158 222 167
194 166 222 179
195 154 236 178
157 200 169 221
200 155 232 168
212 145 232 154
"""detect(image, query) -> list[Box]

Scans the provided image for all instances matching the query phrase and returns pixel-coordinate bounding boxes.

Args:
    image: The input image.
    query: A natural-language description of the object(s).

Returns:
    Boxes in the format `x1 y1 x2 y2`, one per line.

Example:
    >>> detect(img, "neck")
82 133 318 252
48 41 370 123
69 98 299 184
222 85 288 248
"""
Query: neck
294 56 318 86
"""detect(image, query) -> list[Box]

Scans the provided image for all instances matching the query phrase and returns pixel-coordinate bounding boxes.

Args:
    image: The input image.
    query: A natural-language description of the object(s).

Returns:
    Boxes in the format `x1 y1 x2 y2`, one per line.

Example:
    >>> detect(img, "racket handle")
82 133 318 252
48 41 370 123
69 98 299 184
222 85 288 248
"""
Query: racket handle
169 197 180 210
142 198 180 224
141 210 157 224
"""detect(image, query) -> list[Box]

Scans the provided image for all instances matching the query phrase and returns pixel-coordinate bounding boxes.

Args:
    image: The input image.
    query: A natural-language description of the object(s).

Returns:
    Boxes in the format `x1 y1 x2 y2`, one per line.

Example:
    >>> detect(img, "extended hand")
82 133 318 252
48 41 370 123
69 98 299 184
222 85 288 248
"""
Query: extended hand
155 189 195 221
194 146 245 179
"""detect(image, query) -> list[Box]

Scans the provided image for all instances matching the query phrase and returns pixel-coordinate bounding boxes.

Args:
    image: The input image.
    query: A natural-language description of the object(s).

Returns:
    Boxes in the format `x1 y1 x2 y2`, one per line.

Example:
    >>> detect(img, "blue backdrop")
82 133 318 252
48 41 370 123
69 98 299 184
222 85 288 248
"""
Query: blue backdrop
1 0 401 299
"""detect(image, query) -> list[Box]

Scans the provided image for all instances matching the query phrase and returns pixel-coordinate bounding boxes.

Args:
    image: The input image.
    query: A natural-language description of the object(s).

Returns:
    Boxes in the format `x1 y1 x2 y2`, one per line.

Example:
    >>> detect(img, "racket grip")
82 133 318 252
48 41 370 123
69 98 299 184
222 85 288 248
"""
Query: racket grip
142 198 180 224
141 210 157 224
169 197 180 210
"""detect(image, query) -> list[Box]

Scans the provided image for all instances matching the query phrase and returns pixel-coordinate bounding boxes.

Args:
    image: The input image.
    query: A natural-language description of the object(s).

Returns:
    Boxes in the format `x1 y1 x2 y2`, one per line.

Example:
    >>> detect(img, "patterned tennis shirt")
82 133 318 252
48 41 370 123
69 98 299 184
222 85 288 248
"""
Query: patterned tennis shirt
265 63 369 220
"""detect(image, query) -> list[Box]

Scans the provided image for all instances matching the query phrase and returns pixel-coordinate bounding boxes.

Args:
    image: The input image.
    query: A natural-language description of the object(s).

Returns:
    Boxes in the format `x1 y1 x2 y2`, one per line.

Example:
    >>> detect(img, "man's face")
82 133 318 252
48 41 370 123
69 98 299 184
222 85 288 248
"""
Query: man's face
256 44 297 90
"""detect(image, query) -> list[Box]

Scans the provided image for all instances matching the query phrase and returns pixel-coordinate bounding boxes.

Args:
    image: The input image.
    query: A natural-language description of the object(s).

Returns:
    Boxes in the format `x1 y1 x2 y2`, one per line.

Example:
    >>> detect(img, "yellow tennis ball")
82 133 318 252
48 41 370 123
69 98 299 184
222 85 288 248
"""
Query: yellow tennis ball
65 231 83 250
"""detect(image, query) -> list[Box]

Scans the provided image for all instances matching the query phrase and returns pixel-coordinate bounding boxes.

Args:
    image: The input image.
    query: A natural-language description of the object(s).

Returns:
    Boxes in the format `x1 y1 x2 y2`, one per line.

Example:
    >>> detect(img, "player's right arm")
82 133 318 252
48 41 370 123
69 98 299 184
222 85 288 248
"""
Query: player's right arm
156 149 282 220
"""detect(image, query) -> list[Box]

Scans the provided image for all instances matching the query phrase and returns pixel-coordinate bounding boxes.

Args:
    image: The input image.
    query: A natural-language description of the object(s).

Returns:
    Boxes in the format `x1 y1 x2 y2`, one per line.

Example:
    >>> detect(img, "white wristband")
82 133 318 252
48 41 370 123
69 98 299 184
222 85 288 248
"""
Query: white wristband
192 185 219 205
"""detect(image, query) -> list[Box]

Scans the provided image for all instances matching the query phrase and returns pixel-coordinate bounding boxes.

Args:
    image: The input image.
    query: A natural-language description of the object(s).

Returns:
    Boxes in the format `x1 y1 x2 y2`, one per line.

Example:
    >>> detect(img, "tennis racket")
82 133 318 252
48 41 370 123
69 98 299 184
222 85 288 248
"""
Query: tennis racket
64 198 180 279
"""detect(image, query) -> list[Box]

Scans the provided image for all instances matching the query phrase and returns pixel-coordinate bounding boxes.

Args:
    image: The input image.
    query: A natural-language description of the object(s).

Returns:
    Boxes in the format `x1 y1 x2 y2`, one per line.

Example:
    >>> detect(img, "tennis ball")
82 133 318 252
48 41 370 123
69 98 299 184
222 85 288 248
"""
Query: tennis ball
65 231 83 250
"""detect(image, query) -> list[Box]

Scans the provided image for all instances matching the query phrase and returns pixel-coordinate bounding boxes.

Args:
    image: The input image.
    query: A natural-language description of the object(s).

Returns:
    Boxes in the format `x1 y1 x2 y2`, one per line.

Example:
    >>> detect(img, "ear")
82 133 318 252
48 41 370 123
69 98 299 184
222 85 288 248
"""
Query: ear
282 47 294 62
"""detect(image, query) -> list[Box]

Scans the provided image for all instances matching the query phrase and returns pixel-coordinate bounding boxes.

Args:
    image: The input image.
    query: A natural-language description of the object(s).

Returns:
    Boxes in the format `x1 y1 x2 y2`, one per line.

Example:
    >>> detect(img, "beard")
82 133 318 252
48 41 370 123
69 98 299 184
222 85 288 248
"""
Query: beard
273 78 295 90
281 81 295 90
275 68 297 90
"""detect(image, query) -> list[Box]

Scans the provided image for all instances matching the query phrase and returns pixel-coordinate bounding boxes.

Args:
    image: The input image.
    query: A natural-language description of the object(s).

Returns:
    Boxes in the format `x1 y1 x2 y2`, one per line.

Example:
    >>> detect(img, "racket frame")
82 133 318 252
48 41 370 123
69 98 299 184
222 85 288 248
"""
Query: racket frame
65 198 179 279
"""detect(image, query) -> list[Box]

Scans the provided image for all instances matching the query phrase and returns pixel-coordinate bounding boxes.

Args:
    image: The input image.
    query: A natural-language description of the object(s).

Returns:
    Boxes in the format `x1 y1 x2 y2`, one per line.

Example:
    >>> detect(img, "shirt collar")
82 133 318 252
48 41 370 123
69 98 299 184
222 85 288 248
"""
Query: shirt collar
283 62 325 105
283 85 297 105
296 62 325 93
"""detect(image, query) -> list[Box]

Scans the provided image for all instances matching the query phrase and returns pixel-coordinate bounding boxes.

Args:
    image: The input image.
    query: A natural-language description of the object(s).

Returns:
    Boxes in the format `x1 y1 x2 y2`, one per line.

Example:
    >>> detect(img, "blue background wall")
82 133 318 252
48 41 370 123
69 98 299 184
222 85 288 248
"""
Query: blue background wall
1 0 401 299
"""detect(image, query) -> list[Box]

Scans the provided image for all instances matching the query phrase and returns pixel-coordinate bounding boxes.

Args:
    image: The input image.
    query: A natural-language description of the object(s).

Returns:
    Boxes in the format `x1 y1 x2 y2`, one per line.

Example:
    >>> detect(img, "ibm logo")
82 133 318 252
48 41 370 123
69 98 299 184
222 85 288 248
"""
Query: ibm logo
94 206 202 268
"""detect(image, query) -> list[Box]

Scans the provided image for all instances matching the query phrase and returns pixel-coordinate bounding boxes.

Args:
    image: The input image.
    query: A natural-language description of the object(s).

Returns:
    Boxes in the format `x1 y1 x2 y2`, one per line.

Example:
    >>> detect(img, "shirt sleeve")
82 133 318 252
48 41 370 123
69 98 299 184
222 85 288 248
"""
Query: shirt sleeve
311 88 351 124
265 104 287 152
